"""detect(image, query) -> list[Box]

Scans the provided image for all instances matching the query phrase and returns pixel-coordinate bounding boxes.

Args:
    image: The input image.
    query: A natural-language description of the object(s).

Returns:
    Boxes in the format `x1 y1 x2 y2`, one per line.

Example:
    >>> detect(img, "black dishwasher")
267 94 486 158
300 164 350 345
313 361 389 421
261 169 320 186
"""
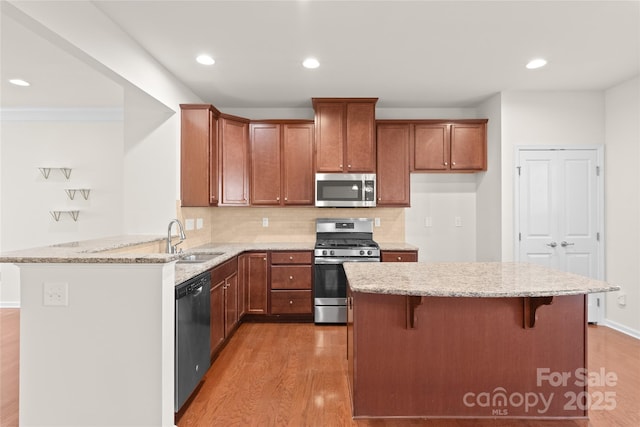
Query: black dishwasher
175 271 211 412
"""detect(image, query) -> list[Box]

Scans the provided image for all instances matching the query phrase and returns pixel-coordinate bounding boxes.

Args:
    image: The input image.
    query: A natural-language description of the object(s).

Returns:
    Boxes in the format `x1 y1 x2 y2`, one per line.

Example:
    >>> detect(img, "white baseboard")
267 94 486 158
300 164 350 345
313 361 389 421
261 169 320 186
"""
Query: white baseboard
0 301 20 308
601 318 640 340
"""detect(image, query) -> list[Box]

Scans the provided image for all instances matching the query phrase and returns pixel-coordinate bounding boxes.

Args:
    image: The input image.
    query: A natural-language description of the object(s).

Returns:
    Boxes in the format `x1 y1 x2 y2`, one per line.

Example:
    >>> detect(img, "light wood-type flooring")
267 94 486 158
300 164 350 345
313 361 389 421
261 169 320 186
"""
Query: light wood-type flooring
1 309 638 426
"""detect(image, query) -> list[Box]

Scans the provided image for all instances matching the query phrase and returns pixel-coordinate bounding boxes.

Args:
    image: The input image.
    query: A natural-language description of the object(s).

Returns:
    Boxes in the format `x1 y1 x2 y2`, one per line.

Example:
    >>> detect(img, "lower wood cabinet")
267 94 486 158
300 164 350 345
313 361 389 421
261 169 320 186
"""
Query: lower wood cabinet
381 250 418 262
210 257 239 358
269 251 313 315
243 252 268 314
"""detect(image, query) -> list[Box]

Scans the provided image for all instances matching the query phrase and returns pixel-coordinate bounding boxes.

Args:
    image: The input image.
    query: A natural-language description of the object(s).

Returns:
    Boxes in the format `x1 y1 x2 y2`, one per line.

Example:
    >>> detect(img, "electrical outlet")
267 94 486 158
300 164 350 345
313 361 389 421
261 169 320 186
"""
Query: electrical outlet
617 294 627 307
374 217 381 227
184 219 195 231
43 282 68 306
196 218 203 229
262 217 269 227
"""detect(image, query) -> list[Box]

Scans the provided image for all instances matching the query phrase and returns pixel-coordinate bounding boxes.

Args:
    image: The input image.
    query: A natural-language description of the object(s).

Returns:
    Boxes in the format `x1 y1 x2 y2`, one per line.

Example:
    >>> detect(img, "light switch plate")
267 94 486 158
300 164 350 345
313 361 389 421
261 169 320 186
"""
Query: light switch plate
374 218 381 227
262 217 269 227
196 218 203 229
185 219 195 230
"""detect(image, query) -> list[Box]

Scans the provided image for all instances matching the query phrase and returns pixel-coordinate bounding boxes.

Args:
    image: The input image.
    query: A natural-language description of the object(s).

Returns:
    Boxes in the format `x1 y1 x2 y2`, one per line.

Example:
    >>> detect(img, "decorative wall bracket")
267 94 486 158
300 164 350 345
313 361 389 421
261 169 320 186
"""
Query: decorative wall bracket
39 167 72 180
406 296 425 329
50 210 80 222
523 296 554 329
65 189 91 200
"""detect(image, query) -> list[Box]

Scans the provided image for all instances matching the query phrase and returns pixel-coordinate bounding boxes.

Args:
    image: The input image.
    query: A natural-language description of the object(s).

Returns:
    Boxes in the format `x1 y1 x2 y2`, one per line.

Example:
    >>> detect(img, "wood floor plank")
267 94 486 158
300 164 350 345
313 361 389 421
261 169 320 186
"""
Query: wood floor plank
1 308 638 427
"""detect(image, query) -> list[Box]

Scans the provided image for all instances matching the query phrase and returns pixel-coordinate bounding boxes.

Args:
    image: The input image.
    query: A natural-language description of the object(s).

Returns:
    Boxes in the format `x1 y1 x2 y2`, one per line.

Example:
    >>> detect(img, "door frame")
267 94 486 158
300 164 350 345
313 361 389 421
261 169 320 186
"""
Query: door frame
514 145 606 322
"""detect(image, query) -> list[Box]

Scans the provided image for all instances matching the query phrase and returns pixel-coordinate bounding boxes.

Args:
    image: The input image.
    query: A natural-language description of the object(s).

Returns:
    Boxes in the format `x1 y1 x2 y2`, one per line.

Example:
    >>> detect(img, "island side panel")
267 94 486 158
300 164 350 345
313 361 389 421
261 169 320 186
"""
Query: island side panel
349 291 587 419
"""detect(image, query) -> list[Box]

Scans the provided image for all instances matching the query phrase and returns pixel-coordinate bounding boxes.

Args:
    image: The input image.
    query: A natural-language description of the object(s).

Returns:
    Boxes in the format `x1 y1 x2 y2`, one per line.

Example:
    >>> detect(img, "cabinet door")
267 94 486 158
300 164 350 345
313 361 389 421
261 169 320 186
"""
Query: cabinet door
282 124 315 205
376 123 410 206
180 106 217 206
450 123 487 171
345 102 376 172
413 124 450 171
224 273 238 337
381 251 418 262
246 252 268 314
250 123 281 205
314 103 344 172
210 278 225 357
237 254 247 318
219 117 249 205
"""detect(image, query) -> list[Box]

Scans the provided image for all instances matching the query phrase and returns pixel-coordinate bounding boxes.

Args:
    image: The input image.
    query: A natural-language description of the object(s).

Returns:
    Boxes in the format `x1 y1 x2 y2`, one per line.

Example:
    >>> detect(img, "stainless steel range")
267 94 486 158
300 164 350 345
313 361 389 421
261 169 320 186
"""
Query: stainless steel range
314 218 380 324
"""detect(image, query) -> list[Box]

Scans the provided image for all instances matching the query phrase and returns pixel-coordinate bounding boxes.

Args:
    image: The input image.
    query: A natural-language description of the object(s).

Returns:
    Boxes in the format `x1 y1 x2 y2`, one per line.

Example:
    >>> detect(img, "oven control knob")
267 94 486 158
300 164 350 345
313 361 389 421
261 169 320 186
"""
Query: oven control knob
359 250 365 255
330 250 335 256
322 250 327 256
367 250 372 255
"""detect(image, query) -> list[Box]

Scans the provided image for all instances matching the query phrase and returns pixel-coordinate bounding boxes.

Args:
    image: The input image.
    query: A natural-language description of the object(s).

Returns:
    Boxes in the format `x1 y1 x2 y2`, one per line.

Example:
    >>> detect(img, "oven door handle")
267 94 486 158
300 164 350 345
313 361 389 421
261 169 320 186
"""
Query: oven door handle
314 257 380 264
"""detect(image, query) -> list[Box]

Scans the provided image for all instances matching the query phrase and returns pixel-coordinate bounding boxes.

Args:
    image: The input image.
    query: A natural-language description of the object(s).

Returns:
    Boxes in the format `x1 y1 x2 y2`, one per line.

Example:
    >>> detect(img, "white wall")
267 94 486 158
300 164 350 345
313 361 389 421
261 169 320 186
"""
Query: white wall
475 93 503 261
500 91 606 261
0 2 203 306
604 76 640 336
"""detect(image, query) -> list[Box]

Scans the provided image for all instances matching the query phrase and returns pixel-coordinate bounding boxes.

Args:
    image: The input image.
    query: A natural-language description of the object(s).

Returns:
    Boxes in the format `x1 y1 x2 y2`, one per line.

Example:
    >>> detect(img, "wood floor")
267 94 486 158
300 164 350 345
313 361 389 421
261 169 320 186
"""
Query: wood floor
1 309 639 426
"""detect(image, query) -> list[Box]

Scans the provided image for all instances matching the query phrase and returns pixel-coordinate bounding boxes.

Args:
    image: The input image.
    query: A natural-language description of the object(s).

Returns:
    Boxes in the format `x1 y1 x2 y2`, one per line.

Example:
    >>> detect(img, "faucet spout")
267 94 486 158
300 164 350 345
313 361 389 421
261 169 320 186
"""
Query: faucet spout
167 219 186 254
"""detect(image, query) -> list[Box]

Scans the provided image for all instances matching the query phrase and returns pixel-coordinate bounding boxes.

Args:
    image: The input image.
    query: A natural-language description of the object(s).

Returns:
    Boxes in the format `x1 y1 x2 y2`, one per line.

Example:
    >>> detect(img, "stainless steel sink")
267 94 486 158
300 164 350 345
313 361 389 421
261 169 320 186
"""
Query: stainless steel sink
176 252 223 264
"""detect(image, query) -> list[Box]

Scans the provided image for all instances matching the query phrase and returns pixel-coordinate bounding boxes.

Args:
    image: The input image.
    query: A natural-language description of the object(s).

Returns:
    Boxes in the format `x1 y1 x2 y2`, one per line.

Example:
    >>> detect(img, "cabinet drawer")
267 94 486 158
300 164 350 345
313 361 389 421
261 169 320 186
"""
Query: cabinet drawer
271 290 312 314
271 265 312 289
381 251 418 262
271 251 312 265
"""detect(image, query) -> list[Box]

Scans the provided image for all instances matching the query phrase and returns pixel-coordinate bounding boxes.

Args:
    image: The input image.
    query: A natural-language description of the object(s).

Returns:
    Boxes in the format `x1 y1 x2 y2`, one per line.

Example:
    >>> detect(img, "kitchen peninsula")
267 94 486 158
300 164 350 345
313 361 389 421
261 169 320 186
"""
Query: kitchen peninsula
344 262 620 420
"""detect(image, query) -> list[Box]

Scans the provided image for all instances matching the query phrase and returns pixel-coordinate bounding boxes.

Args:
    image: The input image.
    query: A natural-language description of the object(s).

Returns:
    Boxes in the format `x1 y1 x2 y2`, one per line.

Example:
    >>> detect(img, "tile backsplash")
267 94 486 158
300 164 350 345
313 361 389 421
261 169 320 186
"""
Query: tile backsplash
178 204 405 246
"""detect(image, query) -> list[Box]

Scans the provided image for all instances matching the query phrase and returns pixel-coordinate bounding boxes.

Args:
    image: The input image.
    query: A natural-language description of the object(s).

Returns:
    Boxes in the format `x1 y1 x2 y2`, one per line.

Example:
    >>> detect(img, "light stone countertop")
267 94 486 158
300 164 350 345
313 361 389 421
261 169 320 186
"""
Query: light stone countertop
344 261 620 297
0 235 418 285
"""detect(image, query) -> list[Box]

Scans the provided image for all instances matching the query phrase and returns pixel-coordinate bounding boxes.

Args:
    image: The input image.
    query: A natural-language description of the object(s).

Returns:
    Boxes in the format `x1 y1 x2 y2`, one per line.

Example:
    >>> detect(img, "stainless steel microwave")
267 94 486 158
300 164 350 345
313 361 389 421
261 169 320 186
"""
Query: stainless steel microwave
315 173 376 207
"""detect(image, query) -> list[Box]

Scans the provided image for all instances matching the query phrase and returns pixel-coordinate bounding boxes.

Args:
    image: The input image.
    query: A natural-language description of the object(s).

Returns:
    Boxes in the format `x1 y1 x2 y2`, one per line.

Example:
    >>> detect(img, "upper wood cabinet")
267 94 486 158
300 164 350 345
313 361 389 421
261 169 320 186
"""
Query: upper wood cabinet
180 104 220 207
412 120 488 172
250 121 314 206
376 123 411 207
312 98 378 173
219 114 250 206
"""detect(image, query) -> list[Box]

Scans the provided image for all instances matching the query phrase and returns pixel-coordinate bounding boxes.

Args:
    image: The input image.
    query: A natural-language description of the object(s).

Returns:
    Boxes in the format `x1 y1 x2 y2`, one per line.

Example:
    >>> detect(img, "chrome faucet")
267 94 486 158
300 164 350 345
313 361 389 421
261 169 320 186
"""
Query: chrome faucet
167 219 186 254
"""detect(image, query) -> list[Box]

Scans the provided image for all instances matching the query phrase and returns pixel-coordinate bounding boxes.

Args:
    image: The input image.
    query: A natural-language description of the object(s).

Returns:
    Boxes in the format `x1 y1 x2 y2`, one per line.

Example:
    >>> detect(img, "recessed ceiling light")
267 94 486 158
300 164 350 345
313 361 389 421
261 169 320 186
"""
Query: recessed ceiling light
302 57 320 69
196 54 215 65
9 79 30 86
526 58 547 69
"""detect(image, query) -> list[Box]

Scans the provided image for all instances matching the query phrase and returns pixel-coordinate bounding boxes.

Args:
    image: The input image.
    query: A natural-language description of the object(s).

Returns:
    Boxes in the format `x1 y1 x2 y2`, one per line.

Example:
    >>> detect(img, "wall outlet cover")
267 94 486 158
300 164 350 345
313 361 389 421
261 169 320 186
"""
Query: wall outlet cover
185 219 195 231
196 218 203 229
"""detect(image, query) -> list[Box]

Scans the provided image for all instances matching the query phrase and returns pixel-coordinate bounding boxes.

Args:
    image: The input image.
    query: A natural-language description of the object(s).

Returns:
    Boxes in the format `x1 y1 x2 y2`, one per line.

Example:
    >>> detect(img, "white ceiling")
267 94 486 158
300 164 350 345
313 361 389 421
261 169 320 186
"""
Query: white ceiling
2 1 639 109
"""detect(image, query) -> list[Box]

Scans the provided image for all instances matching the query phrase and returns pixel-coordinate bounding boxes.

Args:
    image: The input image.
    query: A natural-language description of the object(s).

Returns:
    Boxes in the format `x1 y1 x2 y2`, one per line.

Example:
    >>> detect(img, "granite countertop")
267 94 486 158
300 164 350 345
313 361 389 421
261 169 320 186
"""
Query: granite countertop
344 262 620 297
0 235 419 285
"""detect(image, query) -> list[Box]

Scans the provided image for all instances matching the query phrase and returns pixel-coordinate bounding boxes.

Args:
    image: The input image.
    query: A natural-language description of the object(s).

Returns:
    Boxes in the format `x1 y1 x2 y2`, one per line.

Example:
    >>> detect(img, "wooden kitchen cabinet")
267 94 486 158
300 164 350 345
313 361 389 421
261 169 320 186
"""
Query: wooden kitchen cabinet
269 251 313 315
180 104 220 206
376 122 411 206
312 98 378 173
210 257 239 357
250 121 314 206
413 120 487 172
381 250 418 262
244 252 268 314
219 114 250 205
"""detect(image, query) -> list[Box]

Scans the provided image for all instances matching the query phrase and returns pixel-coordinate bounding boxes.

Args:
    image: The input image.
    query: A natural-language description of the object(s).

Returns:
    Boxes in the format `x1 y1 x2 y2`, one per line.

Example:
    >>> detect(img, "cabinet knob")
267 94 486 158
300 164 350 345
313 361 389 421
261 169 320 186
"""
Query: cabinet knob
444 162 448 166
289 300 293 305
276 196 280 201
284 197 288 201
452 162 456 166
397 256 402 261
348 164 352 168
289 256 294 260
289 276 294 280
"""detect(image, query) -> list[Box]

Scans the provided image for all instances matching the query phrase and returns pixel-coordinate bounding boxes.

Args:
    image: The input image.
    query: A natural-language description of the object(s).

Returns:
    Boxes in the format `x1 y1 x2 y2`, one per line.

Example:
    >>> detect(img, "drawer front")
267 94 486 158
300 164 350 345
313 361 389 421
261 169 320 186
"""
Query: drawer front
381 251 418 262
271 265 312 289
271 290 312 314
270 251 312 265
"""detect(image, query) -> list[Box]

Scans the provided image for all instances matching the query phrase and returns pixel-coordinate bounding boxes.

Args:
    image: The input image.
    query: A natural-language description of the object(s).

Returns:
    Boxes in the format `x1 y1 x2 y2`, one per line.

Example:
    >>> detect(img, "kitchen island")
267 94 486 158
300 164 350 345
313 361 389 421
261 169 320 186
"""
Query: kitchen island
344 262 620 420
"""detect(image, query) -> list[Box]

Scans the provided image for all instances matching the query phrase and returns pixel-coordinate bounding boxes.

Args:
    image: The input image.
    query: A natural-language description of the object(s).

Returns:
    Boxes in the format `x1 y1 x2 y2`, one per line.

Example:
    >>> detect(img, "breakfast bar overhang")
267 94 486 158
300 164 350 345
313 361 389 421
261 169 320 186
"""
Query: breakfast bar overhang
344 262 620 420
